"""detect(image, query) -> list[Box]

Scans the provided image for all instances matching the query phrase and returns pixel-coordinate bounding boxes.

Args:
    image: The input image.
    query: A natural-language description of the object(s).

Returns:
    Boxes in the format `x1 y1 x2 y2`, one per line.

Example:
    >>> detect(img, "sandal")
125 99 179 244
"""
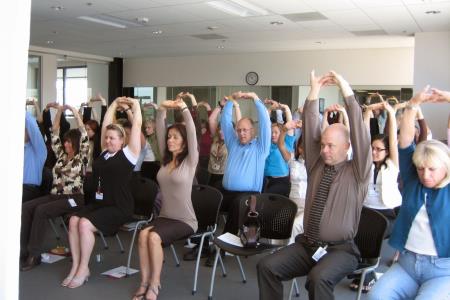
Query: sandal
132 283 149 300
145 284 161 300
361 279 375 293
349 278 360 291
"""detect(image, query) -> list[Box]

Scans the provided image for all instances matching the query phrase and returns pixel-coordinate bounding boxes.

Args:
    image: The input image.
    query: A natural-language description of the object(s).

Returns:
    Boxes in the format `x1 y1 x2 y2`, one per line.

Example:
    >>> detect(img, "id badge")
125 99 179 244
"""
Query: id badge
68 198 77 207
312 245 328 262
95 192 103 200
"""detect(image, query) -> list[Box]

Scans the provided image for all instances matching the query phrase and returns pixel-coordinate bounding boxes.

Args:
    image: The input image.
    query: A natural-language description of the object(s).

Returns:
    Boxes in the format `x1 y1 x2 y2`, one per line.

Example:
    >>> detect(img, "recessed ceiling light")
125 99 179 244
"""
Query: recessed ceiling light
270 21 283 25
46 40 54 44
86 2 93 6
207 26 219 31
425 10 441 14
152 30 163 35
51 5 64 11
207 0 269 17
135 17 149 24
217 45 225 49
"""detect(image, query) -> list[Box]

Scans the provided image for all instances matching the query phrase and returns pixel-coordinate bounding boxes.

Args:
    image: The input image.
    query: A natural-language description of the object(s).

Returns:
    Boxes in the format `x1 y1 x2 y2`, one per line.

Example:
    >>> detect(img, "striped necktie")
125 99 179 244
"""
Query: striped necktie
305 165 337 243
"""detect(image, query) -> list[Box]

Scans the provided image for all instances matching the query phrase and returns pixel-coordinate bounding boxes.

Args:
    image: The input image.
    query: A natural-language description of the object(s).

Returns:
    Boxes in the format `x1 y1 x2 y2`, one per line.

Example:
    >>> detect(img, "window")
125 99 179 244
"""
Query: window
56 66 88 109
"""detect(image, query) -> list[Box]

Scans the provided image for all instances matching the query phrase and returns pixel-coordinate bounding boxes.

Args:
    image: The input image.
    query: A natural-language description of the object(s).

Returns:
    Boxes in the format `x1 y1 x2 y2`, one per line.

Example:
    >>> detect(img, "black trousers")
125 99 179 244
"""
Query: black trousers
257 238 360 300
22 184 42 203
20 193 84 257
263 176 291 197
215 185 258 235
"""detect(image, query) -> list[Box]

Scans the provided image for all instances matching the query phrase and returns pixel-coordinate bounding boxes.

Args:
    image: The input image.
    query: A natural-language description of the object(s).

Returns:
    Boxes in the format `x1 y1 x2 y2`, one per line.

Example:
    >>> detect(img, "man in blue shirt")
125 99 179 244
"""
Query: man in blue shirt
23 111 47 202
220 91 271 234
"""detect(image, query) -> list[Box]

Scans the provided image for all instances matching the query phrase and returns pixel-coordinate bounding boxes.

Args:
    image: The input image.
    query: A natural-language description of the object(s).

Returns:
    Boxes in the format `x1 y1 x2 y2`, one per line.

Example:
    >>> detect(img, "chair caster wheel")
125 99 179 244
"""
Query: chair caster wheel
208 296 213 300
192 291 196 295
243 280 246 283
222 274 227 277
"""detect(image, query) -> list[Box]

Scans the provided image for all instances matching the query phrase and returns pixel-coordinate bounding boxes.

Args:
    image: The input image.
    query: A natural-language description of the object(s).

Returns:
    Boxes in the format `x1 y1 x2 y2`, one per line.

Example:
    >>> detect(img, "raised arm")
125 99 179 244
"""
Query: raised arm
331 71 372 182
220 97 237 147
278 120 301 162
156 105 167 157
124 98 142 157
399 86 431 148
242 92 271 156
66 105 84 129
280 103 294 135
208 99 224 136
52 104 64 134
303 70 334 172
383 102 399 168
337 105 350 133
101 98 120 151
321 108 330 132
25 111 47 163
232 99 242 122
178 99 198 166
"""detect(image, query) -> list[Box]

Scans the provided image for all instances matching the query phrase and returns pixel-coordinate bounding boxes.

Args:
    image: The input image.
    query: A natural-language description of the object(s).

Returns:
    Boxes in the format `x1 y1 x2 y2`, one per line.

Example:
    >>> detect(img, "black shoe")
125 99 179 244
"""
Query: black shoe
205 249 225 267
183 245 209 261
20 255 41 271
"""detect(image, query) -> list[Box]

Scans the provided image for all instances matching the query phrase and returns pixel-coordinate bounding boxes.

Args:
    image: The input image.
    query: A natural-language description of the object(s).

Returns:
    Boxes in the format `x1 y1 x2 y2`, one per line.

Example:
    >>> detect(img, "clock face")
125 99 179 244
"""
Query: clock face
246 71 259 85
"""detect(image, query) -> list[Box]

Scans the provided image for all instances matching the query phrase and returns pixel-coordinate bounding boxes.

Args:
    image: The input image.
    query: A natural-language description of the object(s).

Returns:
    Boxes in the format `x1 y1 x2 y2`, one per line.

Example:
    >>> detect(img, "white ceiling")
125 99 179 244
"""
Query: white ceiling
30 0 450 58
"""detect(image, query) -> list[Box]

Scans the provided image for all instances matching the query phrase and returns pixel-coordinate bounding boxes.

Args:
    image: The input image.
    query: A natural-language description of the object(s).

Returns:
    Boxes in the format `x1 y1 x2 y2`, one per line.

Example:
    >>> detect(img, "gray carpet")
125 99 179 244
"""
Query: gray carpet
19 222 395 300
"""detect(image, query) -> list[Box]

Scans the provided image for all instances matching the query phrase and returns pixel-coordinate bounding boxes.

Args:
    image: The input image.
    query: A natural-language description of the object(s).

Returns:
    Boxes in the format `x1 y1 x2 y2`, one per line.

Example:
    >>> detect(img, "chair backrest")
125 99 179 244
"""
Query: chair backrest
354 207 388 260
129 174 159 218
237 193 297 240
191 184 223 232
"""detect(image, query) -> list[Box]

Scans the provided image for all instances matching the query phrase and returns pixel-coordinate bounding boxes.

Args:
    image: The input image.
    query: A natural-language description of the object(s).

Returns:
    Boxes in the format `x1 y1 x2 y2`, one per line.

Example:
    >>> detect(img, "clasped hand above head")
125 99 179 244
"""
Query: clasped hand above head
231 91 258 101
308 70 353 99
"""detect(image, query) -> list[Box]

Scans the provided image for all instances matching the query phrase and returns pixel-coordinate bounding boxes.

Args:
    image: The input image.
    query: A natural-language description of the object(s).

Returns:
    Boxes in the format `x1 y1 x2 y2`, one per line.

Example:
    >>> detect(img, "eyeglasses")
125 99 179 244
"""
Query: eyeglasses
372 147 386 152
237 128 251 134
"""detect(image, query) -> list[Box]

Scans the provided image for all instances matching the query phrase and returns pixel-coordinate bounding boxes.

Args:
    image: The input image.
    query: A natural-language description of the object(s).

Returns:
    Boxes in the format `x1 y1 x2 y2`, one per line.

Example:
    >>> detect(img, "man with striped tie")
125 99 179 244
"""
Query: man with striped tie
257 70 372 300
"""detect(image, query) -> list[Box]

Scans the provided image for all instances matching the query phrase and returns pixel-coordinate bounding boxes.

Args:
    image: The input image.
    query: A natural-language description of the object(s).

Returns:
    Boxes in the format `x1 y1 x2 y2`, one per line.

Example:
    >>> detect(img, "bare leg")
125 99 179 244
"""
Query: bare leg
145 231 164 300
68 217 96 288
63 216 81 285
132 227 153 300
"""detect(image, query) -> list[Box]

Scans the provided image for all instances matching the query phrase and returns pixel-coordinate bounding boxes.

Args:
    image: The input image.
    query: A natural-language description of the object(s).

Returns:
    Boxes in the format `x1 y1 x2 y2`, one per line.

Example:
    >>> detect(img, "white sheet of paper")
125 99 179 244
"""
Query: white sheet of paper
101 266 139 279
217 232 243 247
41 253 66 264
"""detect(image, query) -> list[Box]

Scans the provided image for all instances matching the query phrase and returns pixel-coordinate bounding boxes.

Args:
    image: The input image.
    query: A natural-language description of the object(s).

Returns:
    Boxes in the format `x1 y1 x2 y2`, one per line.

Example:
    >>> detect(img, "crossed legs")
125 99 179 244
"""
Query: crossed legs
133 226 163 300
64 216 97 288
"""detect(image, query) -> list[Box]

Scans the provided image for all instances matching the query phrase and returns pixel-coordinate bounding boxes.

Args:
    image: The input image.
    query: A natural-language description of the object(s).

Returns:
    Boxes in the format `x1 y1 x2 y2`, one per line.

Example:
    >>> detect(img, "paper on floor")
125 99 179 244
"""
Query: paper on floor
101 266 139 279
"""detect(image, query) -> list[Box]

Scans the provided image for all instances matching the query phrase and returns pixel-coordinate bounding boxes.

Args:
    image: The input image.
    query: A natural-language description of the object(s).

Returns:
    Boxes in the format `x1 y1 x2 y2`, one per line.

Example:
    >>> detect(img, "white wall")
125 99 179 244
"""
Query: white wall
1 1 31 299
414 31 450 141
87 62 109 100
124 47 414 88
41 53 57 107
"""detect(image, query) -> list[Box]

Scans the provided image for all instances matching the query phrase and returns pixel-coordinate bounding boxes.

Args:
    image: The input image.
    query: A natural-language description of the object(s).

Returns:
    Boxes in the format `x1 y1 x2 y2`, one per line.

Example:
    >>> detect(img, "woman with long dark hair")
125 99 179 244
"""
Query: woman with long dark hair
132 95 198 300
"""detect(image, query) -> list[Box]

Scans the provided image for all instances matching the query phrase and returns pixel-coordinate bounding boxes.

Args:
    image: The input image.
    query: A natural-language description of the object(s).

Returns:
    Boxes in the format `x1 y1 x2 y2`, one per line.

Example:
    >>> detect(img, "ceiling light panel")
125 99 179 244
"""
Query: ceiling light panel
206 0 269 17
245 0 313 15
282 12 328 22
302 0 356 11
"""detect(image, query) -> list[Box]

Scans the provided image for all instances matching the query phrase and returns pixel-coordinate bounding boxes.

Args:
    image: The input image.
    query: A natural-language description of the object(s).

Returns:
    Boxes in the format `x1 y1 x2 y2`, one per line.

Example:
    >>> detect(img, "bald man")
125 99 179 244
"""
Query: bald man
257 71 372 300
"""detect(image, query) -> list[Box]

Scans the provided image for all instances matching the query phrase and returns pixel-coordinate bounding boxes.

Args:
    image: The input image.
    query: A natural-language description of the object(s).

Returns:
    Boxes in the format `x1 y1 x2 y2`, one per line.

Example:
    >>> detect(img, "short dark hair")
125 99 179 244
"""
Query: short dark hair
162 123 189 167
63 129 81 155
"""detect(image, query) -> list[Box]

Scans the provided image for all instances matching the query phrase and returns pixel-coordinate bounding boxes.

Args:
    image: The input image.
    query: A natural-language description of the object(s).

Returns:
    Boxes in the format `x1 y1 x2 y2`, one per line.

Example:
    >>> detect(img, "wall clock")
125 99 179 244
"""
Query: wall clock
245 71 259 85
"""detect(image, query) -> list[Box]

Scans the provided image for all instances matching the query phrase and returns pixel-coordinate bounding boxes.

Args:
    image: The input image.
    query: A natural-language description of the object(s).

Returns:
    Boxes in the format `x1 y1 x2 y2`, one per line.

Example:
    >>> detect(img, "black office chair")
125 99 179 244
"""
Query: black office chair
125 175 159 275
208 193 297 300
289 206 388 300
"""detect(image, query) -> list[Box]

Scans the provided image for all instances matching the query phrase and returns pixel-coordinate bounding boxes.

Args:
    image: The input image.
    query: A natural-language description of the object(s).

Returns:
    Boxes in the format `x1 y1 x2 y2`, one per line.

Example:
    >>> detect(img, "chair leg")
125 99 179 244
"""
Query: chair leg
293 278 300 297
170 244 180 267
59 216 68 235
192 234 207 295
356 270 368 300
208 245 221 300
48 219 61 240
98 231 109 249
126 226 140 276
115 234 125 253
218 252 227 277
235 256 247 283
